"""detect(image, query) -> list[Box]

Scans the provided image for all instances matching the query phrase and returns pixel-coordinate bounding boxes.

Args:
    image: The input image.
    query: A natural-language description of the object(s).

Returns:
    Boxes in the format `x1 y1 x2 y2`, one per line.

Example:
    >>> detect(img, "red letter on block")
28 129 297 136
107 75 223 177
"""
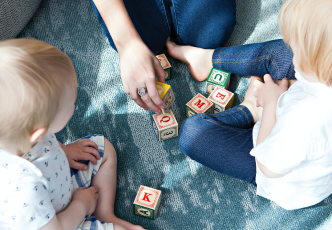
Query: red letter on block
142 192 153 202
194 99 205 109
216 92 226 100
160 116 170 123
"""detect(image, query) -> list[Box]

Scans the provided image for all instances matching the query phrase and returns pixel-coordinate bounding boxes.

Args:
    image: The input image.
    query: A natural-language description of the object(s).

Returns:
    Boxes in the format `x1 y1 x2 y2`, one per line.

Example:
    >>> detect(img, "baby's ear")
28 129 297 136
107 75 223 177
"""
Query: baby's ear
30 127 47 143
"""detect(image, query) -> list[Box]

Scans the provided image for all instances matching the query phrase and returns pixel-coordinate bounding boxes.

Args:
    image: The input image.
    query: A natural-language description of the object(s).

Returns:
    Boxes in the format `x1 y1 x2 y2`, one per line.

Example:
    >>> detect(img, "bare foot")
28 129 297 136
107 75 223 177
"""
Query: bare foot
105 215 146 230
240 76 263 123
166 38 214 81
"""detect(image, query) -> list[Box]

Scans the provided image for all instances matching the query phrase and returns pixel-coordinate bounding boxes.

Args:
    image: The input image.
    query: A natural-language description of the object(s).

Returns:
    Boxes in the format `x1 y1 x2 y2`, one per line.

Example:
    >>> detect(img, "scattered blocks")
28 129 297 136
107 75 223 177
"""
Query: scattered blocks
133 185 162 220
208 86 234 113
156 81 175 111
156 54 172 80
185 93 214 117
205 68 230 94
152 109 178 141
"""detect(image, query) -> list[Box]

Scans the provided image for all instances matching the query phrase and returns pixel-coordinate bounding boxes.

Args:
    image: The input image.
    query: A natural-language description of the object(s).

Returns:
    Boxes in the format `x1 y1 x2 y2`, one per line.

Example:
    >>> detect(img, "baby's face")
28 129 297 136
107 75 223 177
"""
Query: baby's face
47 73 77 135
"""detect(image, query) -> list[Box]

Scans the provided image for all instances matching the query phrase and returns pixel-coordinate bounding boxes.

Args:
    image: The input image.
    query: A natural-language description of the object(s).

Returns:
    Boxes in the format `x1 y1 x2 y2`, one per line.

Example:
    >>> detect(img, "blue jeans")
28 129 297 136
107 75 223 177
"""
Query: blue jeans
91 0 236 54
178 105 257 185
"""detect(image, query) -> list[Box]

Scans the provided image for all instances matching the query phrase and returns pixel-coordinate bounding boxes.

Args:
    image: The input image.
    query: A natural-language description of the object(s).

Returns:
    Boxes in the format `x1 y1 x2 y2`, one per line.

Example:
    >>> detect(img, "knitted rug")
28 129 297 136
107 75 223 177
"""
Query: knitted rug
17 0 332 229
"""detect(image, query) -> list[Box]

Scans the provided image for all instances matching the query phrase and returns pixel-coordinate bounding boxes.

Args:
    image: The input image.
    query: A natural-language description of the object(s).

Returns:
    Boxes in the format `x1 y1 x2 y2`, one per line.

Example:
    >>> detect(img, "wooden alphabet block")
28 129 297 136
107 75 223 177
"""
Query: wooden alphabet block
185 93 214 117
152 110 178 141
133 185 162 220
208 86 234 113
156 54 172 80
156 81 175 110
205 68 230 94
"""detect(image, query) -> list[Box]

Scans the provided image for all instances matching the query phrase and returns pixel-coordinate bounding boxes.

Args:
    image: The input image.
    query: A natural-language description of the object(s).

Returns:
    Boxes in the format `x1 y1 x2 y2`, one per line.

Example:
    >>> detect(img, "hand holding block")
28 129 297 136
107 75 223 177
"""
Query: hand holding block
152 110 178 141
156 54 172 80
205 68 231 94
208 86 234 113
156 81 175 110
185 93 214 117
133 185 162 220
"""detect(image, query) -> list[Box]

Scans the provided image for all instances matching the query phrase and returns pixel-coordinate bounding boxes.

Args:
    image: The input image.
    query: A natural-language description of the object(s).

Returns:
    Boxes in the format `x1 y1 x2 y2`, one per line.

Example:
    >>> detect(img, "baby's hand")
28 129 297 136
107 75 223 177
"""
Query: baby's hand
61 139 101 170
254 74 289 108
72 186 99 215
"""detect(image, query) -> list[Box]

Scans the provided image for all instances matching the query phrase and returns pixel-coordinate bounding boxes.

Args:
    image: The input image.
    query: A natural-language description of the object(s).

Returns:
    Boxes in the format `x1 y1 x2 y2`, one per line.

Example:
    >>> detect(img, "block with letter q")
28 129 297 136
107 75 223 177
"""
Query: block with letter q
151 110 178 141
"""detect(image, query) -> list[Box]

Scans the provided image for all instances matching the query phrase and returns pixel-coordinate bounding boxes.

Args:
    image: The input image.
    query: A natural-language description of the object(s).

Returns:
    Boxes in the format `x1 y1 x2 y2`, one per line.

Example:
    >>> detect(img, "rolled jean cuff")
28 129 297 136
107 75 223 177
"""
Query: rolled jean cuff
212 39 296 81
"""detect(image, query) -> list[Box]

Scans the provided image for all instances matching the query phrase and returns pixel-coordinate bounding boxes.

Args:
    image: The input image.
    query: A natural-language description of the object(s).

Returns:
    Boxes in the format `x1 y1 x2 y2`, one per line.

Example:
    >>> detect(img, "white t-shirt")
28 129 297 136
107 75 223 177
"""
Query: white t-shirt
251 70 332 210
0 134 73 230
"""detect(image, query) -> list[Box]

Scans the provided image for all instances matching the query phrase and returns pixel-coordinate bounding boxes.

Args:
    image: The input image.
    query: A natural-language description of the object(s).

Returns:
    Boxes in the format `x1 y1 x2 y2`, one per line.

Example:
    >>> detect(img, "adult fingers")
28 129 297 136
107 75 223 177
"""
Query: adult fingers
154 56 166 83
129 85 149 111
140 92 162 114
145 79 166 109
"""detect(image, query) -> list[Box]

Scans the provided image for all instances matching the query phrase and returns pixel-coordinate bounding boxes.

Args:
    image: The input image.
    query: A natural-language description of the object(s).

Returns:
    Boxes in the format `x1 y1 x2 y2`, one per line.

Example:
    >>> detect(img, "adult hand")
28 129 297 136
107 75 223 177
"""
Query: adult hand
118 39 166 114
60 139 100 170
254 74 289 108
72 186 99 215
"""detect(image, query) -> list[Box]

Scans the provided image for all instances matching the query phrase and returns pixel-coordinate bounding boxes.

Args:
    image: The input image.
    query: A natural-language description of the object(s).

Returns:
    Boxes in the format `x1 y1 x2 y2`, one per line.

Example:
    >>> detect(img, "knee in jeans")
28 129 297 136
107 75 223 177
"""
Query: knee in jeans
178 115 206 158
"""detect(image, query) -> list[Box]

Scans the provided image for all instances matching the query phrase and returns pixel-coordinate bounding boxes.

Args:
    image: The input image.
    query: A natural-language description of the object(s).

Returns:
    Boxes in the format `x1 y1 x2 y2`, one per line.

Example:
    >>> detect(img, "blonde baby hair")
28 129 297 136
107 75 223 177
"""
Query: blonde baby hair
0 38 76 155
278 0 332 86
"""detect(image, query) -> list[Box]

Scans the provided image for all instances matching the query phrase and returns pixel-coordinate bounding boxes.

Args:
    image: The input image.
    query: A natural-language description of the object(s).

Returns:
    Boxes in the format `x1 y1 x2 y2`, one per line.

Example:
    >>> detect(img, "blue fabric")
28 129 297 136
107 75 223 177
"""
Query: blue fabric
213 39 296 81
16 0 332 229
91 0 236 54
179 105 256 185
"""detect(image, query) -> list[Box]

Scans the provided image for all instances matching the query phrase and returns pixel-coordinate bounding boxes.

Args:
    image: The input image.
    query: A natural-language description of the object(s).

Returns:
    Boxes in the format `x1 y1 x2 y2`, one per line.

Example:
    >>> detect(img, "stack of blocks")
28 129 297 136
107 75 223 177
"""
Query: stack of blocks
156 54 172 80
133 185 162 220
185 68 234 117
205 68 230 94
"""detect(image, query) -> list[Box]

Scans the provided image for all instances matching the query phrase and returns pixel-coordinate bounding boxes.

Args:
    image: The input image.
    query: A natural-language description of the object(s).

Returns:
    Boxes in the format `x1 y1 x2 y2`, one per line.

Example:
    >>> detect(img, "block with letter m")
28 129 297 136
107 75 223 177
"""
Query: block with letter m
185 93 214 117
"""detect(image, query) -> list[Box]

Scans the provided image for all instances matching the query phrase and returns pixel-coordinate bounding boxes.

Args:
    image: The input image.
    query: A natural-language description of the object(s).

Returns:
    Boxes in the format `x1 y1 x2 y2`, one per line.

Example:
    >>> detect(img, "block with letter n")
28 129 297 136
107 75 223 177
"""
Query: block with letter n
133 185 162 220
156 81 175 111
156 53 172 80
152 110 178 141
208 86 234 113
205 68 230 94
185 93 214 117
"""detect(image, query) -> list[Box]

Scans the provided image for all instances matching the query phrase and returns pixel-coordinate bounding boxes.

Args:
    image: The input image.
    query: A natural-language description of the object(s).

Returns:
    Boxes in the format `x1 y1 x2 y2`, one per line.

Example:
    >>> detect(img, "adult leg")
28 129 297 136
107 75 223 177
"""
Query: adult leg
169 0 236 48
166 39 295 81
91 0 171 54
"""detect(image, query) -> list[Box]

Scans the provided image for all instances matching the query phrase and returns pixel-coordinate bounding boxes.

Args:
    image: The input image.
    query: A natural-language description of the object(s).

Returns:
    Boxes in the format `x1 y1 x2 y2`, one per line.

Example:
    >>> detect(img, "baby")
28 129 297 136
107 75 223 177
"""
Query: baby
168 0 332 210
0 38 144 229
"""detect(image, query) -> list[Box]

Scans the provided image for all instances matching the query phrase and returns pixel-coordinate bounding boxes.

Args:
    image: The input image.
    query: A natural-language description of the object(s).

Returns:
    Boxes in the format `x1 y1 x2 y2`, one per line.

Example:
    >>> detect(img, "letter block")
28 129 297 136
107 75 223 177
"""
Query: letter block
208 86 234 113
156 54 172 80
152 109 178 141
156 81 175 111
205 68 231 94
133 185 162 220
185 93 214 117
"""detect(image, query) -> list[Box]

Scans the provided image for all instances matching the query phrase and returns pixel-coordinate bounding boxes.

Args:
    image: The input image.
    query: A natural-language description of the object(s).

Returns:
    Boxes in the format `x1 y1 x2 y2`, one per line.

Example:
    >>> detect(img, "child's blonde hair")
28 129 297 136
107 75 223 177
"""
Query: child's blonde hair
278 0 332 86
0 38 76 155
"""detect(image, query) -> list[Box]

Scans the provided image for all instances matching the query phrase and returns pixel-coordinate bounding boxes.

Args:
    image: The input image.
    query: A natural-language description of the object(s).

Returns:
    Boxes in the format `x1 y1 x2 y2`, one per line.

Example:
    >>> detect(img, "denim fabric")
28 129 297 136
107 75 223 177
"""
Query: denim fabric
178 105 256 185
213 39 296 81
91 0 236 54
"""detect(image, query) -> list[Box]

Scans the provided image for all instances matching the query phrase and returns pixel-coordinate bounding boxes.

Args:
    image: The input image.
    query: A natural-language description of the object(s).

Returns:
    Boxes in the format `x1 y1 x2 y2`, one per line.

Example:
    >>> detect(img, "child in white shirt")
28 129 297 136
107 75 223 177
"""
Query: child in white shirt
168 0 332 210
0 38 145 230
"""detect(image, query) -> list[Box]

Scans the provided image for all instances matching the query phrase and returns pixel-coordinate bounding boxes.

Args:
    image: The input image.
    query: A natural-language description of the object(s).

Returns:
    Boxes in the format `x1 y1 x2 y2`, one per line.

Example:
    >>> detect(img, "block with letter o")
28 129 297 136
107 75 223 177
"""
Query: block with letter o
152 110 178 141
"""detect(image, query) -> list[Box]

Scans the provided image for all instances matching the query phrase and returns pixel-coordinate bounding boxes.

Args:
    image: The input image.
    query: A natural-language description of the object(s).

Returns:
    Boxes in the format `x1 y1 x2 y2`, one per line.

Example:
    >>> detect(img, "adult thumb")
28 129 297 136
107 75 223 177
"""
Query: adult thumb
280 78 289 90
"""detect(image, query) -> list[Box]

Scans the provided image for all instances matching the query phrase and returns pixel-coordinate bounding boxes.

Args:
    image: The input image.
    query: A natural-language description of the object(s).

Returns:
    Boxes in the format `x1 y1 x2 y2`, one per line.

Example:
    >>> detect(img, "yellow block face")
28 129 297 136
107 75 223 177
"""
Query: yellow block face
156 81 171 99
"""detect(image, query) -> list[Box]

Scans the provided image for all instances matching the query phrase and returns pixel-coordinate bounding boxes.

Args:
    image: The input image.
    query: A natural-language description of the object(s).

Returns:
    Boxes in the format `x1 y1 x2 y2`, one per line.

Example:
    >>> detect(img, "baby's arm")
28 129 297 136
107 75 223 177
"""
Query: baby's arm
39 186 99 230
253 74 289 178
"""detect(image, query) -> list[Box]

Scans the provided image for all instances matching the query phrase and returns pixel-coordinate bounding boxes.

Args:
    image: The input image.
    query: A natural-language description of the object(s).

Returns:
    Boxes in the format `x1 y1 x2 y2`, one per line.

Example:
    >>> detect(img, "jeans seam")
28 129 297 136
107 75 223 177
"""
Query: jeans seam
171 0 181 39
158 0 171 34
200 107 250 132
